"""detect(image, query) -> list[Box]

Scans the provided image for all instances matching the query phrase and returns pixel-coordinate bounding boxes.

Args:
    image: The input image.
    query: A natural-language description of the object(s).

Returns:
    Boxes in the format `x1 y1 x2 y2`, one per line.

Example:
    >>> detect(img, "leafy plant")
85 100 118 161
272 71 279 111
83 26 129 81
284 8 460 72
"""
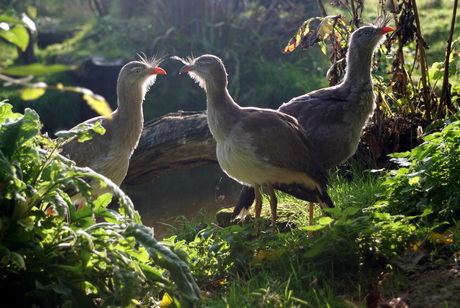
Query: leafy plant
0 102 201 307
379 114 460 225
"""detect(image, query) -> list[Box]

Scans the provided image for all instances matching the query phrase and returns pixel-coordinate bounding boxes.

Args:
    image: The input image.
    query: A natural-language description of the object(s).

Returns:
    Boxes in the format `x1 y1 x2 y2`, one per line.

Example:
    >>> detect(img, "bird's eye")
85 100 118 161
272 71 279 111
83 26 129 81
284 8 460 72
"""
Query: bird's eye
135 69 141 74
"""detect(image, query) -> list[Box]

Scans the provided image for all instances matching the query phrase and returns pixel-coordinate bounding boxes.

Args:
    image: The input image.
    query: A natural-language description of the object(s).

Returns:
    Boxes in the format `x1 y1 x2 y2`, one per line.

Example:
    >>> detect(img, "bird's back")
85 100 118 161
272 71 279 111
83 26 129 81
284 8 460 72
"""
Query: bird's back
279 82 375 168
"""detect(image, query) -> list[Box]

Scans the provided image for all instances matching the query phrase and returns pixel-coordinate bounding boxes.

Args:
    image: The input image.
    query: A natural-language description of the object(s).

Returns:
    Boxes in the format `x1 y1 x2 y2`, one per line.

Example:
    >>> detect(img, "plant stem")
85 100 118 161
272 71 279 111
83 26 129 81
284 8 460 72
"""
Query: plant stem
437 0 458 119
411 0 432 119
317 0 328 17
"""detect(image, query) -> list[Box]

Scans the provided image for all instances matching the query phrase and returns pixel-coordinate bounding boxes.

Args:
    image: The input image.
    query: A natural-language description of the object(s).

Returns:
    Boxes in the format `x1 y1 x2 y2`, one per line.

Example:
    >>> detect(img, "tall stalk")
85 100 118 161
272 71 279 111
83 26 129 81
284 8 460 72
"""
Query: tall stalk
411 0 432 119
437 0 458 119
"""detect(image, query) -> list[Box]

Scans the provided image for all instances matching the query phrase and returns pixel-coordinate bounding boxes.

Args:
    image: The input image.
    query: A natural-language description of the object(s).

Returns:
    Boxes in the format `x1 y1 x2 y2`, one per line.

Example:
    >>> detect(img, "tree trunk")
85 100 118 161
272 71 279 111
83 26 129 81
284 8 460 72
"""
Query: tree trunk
123 110 217 185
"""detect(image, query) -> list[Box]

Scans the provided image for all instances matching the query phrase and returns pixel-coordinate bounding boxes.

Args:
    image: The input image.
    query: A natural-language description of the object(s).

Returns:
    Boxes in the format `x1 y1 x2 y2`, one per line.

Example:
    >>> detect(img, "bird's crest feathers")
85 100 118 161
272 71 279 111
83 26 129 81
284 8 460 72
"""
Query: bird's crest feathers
137 52 166 69
365 15 392 30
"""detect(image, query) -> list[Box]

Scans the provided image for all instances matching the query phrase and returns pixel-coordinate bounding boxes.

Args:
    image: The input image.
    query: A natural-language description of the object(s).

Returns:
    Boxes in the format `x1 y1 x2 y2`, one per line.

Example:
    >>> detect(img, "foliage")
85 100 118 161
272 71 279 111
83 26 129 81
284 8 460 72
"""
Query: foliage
0 10 112 118
379 114 460 224
0 102 201 307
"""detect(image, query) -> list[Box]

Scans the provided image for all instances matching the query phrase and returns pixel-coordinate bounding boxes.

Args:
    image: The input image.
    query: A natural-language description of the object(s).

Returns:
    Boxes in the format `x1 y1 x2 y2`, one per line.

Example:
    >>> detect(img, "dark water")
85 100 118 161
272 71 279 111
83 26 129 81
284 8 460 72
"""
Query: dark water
122 165 241 238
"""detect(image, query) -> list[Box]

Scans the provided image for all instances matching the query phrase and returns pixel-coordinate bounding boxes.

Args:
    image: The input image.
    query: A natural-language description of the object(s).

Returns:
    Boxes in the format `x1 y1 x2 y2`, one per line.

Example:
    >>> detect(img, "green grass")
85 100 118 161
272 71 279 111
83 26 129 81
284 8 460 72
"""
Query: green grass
160 150 460 306
160 167 388 307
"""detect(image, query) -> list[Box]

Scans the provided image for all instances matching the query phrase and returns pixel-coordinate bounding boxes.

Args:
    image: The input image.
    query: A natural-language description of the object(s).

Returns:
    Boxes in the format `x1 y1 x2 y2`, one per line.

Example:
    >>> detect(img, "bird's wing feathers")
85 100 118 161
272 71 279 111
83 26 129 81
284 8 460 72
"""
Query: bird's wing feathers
279 88 348 129
235 107 326 181
60 117 114 171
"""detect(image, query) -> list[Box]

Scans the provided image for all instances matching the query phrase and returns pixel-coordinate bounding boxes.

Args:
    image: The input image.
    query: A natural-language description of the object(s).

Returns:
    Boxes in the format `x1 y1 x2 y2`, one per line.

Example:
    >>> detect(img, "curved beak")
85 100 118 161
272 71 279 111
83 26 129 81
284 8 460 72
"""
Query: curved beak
151 67 167 75
179 64 193 74
380 26 394 34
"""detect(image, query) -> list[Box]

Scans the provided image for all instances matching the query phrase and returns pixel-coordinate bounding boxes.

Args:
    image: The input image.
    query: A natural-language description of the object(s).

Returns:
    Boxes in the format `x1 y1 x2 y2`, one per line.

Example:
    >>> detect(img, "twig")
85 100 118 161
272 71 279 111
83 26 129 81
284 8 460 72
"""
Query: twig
317 0 328 17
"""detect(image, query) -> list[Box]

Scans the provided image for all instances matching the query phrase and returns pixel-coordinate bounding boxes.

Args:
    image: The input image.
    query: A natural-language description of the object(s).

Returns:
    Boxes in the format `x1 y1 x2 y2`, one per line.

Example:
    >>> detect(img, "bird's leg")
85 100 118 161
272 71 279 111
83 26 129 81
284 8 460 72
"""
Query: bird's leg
308 202 314 237
253 184 262 234
267 184 277 230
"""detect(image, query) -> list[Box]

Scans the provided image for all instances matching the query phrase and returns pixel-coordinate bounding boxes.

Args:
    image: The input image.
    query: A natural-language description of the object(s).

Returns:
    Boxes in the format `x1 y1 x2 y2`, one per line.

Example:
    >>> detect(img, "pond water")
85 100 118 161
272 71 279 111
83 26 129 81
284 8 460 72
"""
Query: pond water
122 165 241 238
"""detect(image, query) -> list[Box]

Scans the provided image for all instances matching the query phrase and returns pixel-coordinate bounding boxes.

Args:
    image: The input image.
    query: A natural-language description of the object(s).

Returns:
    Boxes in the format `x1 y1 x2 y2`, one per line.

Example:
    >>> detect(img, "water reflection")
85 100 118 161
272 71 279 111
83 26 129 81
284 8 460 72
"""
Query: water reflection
123 165 241 238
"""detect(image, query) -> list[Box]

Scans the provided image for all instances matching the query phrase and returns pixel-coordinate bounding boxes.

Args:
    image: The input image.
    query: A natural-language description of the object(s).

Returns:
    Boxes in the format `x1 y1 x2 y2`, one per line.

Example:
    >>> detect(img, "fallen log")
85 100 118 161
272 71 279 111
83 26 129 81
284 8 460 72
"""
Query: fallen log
123 110 217 185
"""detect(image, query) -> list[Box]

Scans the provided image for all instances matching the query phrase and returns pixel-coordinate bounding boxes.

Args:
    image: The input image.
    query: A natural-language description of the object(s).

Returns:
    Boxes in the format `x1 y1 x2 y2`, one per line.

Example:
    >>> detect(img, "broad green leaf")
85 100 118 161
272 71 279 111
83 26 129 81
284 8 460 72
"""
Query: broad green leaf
408 176 421 185
0 102 22 122
20 87 46 100
27 6 37 19
0 108 41 159
83 94 112 118
2 63 72 76
317 216 334 225
0 24 29 51
9 251 26 269
0 16 25 24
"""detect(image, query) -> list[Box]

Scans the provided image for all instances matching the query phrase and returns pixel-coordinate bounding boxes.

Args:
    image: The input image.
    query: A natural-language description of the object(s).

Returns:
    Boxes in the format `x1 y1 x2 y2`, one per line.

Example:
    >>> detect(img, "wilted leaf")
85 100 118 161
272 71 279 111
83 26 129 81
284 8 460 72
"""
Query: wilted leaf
159 292 174 307
2 63 73 76
20 87 46 100
249 249 284 266
83 94 112 118
429 232 454 244
0 24 29 51
283 15 345 54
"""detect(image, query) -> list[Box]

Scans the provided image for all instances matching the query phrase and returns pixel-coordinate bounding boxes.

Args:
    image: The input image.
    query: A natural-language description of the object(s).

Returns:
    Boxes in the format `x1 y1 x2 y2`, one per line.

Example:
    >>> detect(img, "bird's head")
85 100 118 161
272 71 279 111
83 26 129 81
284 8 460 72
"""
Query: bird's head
174 54 228 90
118 55 167 96
349 16 394 52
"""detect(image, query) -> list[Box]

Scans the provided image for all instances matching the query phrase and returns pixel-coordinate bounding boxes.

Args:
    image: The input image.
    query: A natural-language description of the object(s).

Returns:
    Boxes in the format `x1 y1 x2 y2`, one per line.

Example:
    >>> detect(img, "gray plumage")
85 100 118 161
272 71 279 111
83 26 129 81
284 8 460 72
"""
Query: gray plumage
232 16 394 220
177 54 333 229
60 56 166 201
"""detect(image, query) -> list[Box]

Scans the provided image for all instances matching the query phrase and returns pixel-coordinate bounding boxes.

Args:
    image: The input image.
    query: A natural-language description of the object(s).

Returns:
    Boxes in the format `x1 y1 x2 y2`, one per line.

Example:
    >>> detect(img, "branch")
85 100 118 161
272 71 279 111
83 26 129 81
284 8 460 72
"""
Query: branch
124 111 217 185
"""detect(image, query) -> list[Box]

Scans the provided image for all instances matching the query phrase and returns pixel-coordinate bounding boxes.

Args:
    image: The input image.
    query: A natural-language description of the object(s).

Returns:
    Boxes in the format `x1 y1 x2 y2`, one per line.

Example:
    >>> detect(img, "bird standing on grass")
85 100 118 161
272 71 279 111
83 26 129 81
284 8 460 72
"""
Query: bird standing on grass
176 54 333 231
231 17 394 222
60 56 166 202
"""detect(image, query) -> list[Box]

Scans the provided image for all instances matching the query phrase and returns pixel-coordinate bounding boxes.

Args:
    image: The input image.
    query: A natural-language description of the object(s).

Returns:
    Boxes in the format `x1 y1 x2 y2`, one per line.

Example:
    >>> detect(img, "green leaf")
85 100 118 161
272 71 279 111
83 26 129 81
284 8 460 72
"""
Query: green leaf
83 94 112 118
0 16 21 24
20 87 46 100
2 63 73 76
317 216 334 225
27 6 37 19
0 102 22 122
125 224 202 307
0 108 41 159
0 24 29 51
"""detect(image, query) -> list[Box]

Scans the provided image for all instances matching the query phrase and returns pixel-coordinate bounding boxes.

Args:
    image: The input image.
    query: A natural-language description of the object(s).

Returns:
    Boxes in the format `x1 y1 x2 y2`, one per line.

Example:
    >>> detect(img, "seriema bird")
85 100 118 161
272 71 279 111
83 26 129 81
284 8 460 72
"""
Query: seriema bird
232 16 394 222
60 56 166 202
176 54 334 230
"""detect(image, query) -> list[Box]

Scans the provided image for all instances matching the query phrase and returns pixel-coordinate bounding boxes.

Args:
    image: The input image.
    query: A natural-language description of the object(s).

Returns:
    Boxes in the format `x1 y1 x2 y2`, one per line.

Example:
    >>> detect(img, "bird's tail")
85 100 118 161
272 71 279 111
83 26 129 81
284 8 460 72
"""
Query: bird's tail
274 182 334 210
231 185 255 221
231 181 334 222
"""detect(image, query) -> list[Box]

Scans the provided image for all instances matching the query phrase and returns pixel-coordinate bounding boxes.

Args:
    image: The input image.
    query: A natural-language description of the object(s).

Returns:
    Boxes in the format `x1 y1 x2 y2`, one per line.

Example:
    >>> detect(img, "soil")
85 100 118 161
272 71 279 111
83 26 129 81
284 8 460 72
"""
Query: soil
377 262 460 308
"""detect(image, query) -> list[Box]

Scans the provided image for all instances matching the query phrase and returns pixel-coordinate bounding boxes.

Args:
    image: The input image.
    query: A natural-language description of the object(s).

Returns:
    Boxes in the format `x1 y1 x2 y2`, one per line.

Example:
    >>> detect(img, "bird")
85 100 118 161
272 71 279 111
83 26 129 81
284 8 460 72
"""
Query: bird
59 55 167 202
176 54 334 231
231 16 394 222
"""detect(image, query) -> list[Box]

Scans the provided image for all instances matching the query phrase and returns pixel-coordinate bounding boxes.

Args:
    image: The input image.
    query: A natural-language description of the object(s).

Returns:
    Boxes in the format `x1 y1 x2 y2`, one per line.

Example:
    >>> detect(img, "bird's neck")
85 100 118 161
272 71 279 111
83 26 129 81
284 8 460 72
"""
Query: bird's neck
205 85 241 143
342 44 374 87
111 84 145 154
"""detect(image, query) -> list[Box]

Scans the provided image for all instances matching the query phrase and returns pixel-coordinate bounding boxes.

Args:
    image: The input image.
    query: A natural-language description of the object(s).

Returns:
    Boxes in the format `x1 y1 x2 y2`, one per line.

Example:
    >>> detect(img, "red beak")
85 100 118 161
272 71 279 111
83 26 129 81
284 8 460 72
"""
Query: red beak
380 26 394 34
151 67 167 75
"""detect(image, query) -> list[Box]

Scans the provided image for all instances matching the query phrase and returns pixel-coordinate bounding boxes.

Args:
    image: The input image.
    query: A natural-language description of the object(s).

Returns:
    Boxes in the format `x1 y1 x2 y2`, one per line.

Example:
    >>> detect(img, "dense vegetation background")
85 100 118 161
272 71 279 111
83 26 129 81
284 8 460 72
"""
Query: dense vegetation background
0 0 459 307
